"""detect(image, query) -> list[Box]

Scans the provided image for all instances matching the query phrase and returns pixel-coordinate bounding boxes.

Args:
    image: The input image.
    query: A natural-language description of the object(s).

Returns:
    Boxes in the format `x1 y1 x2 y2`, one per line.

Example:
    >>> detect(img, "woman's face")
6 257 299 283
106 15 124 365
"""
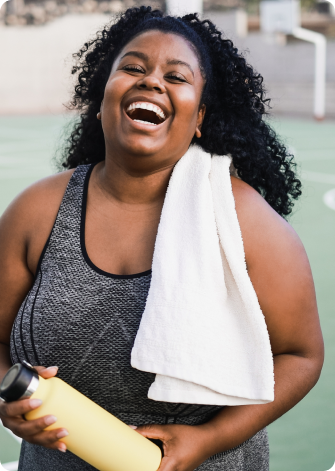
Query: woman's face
101 30 205 171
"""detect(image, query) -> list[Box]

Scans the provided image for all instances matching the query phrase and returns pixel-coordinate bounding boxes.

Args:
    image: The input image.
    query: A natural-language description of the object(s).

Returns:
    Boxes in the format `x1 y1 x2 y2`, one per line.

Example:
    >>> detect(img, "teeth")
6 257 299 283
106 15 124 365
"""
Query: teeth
126 102 166 120
133 119 157 126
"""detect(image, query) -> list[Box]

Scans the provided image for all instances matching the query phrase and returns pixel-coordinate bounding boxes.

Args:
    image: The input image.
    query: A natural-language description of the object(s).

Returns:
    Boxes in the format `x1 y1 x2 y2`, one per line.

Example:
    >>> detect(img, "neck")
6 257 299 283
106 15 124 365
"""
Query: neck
95 154 176 207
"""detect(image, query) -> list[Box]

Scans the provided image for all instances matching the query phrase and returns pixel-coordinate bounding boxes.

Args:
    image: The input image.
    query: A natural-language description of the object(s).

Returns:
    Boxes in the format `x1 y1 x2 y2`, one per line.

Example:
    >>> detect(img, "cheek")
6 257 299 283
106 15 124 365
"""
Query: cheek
103 75 132 110
170 88 201 127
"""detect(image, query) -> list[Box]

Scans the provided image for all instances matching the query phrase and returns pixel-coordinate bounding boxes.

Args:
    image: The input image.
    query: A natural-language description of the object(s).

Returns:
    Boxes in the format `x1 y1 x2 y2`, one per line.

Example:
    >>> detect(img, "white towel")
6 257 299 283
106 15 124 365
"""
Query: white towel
131 145 274 406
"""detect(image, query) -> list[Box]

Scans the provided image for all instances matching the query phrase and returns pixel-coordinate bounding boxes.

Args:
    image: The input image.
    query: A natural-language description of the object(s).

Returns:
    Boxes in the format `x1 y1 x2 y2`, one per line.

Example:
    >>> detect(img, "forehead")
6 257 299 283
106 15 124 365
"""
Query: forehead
116 30 201 69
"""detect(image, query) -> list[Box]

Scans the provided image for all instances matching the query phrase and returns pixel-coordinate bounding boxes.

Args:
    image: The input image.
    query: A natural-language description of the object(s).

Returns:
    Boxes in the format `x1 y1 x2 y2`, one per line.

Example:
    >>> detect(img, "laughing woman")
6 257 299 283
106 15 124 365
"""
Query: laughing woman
0 7 323 471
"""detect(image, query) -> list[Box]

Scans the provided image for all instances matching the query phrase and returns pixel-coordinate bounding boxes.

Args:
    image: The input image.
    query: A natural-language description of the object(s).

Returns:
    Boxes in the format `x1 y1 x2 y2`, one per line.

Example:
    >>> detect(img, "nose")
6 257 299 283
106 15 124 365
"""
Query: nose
137 74 166 94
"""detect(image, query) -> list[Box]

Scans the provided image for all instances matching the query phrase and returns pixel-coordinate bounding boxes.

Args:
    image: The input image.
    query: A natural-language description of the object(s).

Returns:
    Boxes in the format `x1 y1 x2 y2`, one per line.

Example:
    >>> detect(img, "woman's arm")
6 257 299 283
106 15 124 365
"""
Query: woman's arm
135 178 324 471
0 186 36 378
0 170 74 360
0 171 73 451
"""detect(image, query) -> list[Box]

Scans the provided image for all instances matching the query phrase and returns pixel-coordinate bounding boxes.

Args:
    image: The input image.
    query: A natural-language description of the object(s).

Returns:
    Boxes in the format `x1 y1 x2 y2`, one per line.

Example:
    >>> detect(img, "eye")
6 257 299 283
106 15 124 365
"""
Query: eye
122 65 145 73
165 73 187 83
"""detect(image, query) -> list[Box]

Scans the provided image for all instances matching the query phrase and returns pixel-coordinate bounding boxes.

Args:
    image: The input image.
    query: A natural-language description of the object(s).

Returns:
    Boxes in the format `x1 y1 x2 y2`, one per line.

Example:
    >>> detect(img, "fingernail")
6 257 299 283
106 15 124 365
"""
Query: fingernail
129 425 137 429
30 399 42 408
47 366 58 370
58 444 66 453
56 429 69 439
44 415 57 426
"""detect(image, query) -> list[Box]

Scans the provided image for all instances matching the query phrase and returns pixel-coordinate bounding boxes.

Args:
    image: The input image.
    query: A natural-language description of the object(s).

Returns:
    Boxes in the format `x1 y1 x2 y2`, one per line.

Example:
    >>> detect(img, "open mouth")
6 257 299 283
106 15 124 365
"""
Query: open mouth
126 102 166 126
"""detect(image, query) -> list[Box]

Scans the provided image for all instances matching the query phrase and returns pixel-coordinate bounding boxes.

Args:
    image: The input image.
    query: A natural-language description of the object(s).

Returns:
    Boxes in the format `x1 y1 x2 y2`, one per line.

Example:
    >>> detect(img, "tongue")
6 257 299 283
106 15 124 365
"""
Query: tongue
128 108 161 125
133 119 156 126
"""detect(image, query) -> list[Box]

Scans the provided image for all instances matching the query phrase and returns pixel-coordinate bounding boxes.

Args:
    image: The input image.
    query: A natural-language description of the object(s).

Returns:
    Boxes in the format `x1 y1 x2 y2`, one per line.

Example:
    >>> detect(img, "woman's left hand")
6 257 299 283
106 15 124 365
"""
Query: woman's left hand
133 423 214 471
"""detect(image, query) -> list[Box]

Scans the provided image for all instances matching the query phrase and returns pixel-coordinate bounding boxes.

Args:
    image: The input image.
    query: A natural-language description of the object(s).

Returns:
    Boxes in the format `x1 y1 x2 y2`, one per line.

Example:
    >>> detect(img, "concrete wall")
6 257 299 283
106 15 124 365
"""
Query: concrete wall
0 12 334 118
0 14 112 115
208 12 335 118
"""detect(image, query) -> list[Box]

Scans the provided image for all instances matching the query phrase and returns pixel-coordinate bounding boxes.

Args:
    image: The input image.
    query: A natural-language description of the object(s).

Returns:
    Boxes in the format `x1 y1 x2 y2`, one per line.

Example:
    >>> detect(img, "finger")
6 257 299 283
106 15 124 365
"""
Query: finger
14 414 59 436
136 424 170 441
1 398 42 418
34 366 59 379
27 428 69 447
157 456 178 471
2 414 68 448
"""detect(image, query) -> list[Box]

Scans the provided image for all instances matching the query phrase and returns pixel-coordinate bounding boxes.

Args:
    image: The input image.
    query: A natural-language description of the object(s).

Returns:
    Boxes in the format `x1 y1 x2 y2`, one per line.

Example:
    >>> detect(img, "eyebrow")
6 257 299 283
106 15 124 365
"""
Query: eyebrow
120 51 194 76
120 51 149 61
166 59 194 76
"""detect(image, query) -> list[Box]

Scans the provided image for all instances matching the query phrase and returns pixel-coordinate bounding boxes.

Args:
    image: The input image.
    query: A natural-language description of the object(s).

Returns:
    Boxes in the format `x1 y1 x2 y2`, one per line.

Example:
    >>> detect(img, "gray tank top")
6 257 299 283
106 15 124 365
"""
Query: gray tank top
10 164 222 423
10 165 271 471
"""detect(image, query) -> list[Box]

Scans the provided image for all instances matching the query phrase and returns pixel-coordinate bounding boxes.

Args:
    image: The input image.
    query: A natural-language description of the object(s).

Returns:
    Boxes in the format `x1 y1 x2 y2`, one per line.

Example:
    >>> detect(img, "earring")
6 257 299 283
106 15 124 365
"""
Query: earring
97 111 101 120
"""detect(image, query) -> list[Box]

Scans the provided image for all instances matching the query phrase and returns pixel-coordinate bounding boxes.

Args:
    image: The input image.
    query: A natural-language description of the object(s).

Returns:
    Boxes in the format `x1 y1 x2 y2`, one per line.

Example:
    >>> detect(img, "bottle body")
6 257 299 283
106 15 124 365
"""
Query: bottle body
25 376 161 471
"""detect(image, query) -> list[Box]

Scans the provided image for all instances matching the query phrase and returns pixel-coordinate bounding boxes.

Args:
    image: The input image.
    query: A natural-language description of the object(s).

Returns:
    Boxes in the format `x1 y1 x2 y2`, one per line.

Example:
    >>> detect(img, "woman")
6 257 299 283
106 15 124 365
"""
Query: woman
0 7 324 471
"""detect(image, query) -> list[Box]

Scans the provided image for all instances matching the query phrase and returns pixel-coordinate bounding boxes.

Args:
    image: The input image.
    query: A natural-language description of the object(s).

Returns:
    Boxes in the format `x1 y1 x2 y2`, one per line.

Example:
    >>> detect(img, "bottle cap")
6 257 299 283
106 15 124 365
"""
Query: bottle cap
0 362 39 403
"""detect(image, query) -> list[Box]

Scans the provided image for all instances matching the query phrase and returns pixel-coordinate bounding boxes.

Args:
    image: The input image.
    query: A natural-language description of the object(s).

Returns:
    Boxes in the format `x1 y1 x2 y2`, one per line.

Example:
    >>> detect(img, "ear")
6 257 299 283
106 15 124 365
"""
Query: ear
97 100 104 120
195 104 206 139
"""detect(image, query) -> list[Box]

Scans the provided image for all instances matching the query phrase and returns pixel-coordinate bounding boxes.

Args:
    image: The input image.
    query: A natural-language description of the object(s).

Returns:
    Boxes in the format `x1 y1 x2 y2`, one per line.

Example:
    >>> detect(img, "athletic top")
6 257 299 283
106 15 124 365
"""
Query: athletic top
10 164 269 471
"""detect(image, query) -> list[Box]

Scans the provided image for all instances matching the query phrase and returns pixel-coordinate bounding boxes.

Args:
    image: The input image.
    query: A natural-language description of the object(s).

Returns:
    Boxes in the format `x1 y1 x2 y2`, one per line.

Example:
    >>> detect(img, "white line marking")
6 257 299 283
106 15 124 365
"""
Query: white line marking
1 461 19 471
0 168 52 180
302 171 335 185
323 189 335 211
0 423 23 444
6 430 22 444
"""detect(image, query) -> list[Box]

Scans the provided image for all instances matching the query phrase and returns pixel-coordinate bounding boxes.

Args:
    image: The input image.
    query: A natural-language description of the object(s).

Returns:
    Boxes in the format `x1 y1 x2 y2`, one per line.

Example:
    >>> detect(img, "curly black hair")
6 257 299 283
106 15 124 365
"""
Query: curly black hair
61 6 301 217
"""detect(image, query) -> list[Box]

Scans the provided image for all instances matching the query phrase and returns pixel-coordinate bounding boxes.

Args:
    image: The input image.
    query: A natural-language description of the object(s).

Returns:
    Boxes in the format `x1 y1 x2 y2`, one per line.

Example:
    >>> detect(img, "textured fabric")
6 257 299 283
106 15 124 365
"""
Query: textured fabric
10 164 269 470
132 146 274 405
18 428 269 471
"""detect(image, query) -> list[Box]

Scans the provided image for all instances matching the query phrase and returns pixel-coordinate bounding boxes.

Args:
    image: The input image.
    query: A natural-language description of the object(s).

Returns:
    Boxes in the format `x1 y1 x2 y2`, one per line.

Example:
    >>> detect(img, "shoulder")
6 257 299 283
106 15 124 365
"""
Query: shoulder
0 169 75 233
230 176 305 270
230 179 322 361
0 169 75 274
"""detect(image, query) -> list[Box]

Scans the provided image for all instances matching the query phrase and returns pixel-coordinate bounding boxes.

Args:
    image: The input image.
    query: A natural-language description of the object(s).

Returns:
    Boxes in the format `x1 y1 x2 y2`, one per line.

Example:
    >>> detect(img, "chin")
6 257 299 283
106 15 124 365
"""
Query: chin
122 139 163 158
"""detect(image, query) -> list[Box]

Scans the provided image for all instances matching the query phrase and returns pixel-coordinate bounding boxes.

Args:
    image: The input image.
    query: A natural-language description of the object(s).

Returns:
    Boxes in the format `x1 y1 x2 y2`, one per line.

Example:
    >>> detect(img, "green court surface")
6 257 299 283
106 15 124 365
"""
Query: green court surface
0 115 334 470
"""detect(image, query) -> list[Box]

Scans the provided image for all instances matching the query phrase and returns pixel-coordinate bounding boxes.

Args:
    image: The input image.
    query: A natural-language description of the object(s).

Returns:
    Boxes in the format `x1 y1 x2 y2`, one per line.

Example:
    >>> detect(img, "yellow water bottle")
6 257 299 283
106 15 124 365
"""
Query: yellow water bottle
0 362 162 471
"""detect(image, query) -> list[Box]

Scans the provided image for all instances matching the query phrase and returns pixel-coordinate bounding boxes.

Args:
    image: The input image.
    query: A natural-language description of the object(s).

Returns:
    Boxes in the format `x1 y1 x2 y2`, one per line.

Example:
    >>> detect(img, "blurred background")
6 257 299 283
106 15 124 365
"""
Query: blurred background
0 0 334 470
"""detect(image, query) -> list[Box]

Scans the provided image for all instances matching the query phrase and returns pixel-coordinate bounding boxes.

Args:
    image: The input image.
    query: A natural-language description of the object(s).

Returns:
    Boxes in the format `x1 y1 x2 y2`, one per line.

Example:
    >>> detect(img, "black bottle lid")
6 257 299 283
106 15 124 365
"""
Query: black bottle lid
0 362 39 403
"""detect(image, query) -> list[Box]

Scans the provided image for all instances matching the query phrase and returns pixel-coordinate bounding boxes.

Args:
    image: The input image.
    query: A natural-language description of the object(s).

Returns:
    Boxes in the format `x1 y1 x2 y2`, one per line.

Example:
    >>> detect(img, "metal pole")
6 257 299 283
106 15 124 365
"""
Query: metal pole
5 0 15 15
166 0 203 16
5 0 24 15
292 27 327 120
